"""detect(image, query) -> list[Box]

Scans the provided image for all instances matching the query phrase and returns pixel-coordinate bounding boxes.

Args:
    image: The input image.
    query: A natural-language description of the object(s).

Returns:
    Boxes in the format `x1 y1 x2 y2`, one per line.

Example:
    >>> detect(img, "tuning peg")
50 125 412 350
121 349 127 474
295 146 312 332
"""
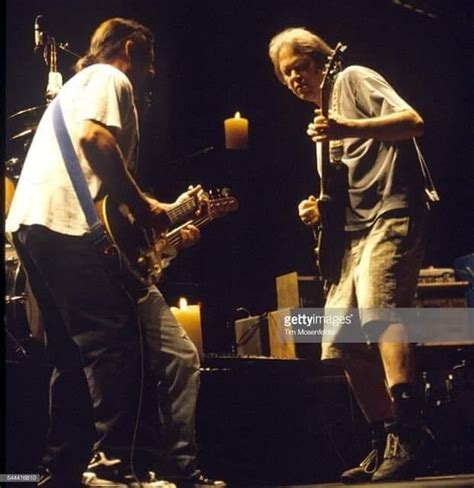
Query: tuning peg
221 187 231 197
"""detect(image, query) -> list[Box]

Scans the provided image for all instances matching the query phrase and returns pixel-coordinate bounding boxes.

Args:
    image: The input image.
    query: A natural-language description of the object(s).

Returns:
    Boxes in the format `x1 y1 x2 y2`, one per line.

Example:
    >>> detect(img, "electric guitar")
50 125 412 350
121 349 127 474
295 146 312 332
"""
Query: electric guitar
95 191 237 285
96 191 203 285
314 42 348 284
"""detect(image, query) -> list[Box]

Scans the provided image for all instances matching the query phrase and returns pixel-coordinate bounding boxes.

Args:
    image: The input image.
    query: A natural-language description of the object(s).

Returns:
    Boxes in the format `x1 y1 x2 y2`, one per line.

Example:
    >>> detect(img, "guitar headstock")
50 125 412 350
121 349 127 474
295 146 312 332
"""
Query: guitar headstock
203 188 239 220
320 42 347 116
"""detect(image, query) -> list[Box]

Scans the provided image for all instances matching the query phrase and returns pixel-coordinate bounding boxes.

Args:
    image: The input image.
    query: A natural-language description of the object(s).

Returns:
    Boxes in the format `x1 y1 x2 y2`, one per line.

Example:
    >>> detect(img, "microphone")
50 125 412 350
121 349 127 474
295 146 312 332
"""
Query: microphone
34 15 45 51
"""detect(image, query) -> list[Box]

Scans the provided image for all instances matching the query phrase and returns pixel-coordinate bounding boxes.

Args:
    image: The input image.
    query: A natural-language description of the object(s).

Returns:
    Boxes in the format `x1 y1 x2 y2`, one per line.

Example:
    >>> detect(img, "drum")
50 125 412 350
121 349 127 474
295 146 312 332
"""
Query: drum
5 176 16 216
5 157 23 217
5 245 45 359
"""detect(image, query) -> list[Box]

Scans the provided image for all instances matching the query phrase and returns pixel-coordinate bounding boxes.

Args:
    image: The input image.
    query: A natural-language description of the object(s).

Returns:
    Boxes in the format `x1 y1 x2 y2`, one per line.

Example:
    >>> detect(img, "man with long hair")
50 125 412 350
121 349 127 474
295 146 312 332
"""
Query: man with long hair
7 18 223 488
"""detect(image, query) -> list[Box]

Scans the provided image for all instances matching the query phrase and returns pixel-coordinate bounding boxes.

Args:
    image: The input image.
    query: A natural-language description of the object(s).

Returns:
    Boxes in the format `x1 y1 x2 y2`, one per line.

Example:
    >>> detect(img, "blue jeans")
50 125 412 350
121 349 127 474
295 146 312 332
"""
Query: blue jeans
13 225 141 477
136 286 200 478
14 225 200 477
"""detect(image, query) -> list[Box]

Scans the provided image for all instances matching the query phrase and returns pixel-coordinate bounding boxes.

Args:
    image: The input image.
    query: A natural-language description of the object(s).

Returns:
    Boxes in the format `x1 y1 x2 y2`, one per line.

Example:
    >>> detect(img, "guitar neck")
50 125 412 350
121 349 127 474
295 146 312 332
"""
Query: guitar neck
166 214 212 248
166 196 238 247
166 196 198 226
317 42 346 198
317 105 331 196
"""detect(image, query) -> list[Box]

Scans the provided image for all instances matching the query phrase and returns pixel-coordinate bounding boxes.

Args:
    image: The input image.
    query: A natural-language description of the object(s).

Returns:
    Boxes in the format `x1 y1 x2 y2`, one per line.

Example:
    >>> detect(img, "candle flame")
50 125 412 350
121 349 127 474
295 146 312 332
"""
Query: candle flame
179 297 188 310
234 111 241 119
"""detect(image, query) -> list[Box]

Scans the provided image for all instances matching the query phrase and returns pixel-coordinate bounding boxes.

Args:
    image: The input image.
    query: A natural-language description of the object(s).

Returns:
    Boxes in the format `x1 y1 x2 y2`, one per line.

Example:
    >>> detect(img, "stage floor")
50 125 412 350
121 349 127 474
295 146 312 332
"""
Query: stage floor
236 473 474 488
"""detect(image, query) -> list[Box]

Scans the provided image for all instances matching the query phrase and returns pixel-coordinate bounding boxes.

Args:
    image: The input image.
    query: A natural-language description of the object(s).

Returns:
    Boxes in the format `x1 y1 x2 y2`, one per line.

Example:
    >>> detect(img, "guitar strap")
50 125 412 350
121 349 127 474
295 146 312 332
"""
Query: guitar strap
50 98 108 245
412 137 440 208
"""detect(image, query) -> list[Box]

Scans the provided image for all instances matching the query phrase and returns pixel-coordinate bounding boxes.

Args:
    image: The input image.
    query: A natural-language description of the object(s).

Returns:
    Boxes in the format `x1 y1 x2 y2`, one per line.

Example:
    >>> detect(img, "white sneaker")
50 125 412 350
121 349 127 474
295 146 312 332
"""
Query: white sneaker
83 451 176 488
83 470 176 488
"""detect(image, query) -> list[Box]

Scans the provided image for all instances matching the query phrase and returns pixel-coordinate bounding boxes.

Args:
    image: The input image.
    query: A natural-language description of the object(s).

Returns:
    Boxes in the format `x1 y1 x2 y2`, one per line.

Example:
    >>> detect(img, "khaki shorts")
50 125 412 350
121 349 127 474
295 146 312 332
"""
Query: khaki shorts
322 209 427 361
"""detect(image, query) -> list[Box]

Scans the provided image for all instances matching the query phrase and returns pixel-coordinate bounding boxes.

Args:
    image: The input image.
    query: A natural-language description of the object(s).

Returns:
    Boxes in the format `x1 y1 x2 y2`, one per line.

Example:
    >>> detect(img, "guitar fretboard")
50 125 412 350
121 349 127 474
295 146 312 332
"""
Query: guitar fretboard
166 197 197 226
166 215 212 248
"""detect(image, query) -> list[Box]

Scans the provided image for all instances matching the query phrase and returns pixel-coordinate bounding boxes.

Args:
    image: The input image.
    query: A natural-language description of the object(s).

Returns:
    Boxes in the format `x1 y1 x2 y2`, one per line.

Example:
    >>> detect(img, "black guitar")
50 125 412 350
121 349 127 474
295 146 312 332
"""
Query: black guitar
314 42 348 284
96 191 238 285
96 191 204 285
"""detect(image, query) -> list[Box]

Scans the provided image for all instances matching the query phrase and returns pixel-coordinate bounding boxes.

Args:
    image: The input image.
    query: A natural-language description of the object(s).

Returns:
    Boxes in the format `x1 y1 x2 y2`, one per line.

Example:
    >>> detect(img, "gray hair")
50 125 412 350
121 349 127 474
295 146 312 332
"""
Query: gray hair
268 27 333 83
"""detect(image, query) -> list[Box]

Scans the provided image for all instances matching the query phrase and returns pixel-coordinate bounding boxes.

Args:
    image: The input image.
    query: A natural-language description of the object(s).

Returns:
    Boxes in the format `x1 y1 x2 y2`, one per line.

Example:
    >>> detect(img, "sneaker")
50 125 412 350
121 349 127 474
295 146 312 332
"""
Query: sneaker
340 444 383 484
83 451 176 488
83 471 175 488
172 473 226 488
38 467 83 487
371 424 434 482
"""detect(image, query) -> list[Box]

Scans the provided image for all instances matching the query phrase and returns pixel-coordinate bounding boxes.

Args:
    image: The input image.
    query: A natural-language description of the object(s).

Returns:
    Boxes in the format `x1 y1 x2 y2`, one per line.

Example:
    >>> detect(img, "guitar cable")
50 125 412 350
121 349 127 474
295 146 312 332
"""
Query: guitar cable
115 249 148 488
129 307 147 488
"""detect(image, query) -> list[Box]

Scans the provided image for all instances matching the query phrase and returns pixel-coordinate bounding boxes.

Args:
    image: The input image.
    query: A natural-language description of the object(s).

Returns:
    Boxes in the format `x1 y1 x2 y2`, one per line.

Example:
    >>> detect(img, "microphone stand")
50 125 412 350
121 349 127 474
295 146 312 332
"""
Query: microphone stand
165 146 215 168
45 36 62 103
35 17 80 103
57 42 80 59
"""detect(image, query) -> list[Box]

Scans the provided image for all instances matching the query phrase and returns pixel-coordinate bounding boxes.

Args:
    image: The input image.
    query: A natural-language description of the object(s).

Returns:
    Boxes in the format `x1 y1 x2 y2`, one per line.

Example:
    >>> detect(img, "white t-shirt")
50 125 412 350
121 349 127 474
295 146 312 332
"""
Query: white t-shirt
6 64 139 236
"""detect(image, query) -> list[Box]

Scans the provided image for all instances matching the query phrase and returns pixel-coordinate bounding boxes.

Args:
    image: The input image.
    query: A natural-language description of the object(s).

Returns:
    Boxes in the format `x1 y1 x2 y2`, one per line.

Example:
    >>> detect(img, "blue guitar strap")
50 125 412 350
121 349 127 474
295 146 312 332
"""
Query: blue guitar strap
51 98 107 243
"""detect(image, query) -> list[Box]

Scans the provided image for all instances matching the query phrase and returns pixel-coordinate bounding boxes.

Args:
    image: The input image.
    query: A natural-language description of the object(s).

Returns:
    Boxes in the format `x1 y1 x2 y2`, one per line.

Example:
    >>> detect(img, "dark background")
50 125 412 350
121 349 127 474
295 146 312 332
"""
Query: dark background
5 0 474 352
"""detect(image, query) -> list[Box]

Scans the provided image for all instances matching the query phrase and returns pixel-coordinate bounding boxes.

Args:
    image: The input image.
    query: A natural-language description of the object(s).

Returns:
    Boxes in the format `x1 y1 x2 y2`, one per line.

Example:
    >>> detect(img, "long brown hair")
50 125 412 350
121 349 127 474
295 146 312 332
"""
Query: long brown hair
75 17 153 72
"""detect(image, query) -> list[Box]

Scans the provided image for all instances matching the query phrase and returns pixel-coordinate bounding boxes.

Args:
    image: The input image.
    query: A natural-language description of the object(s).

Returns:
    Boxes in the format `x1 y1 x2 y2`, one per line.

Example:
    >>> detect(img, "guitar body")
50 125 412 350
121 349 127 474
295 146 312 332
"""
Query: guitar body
316 162 348 283
96 195 167 285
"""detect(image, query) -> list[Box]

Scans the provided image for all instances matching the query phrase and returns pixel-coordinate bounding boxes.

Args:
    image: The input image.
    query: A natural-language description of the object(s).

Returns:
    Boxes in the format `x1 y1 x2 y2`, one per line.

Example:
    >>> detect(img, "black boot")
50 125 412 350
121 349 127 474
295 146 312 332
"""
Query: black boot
372 422 434 482
340 438 384 484
169 472 226 488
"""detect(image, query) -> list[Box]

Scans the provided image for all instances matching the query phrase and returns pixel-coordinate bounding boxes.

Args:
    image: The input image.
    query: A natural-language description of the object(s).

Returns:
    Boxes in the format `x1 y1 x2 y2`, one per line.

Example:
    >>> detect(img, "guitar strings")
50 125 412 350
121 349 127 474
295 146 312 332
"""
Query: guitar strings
166 215 212 248
167 197 196 223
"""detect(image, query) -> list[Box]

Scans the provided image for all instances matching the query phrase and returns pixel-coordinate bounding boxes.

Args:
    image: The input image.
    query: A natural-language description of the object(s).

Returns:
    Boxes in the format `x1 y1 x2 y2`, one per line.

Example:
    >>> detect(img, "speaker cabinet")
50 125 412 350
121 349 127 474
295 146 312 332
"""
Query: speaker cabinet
235 310 320 360
234 315 270 356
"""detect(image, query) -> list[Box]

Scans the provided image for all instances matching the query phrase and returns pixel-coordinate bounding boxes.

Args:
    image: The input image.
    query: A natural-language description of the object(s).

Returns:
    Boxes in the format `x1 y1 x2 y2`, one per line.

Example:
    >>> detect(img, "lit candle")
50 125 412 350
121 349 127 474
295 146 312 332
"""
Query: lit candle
224 111 249 150
170 298 204 360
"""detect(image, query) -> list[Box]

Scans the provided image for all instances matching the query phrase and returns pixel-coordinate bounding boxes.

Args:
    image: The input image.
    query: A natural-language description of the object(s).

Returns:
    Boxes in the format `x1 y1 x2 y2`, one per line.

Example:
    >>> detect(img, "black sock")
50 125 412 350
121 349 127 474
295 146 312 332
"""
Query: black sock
390 382 421 428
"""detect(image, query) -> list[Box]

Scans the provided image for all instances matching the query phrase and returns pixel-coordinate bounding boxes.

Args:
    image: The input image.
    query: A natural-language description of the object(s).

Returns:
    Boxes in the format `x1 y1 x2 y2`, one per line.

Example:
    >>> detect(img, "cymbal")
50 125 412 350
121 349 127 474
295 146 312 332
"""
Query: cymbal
7 106 44 146
10 127 36 142
7 105 46 121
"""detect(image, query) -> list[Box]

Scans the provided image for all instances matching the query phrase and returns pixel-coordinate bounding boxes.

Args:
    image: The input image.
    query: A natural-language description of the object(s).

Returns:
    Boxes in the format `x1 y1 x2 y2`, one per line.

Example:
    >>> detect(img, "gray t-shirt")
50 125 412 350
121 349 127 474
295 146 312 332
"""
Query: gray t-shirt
333 65 424 231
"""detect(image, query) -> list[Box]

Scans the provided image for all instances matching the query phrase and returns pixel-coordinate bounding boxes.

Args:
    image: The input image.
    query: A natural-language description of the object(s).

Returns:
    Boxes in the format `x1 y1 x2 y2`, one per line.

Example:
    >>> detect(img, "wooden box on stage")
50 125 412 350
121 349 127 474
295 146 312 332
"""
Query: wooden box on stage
276 272 325 309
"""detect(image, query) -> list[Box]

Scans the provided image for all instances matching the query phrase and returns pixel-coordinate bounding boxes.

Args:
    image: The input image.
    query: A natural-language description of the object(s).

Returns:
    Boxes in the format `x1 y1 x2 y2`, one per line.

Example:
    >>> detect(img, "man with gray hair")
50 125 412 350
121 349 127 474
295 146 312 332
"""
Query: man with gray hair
269 27 433 483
